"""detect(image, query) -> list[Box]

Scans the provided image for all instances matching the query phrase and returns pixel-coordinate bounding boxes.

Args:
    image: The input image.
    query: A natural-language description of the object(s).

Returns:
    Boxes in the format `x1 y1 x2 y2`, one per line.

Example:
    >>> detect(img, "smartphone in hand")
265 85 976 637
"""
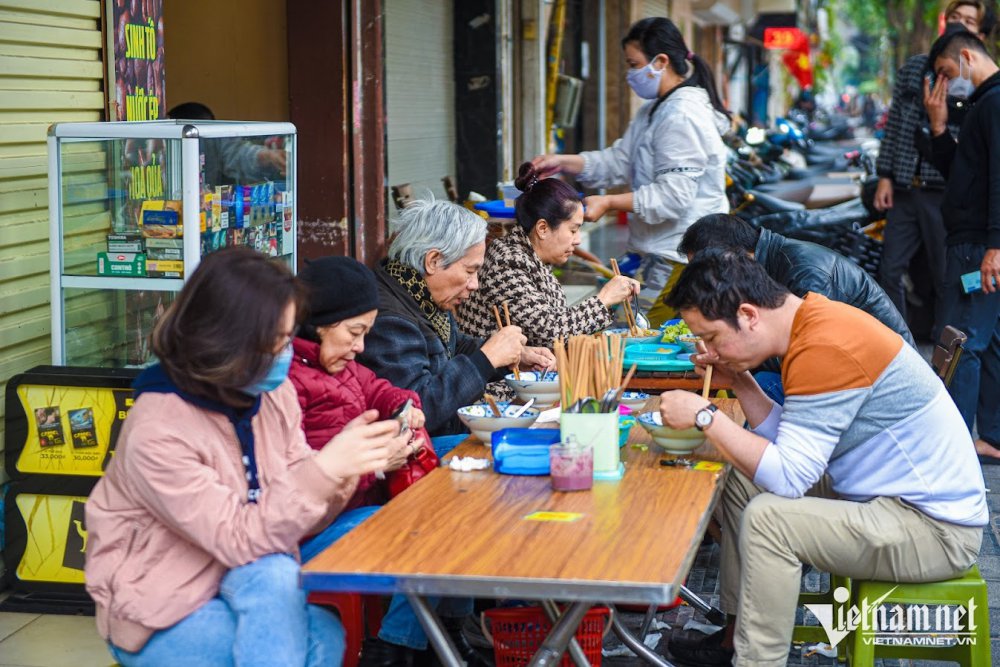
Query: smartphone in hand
961 271 998 294
390 399 413 436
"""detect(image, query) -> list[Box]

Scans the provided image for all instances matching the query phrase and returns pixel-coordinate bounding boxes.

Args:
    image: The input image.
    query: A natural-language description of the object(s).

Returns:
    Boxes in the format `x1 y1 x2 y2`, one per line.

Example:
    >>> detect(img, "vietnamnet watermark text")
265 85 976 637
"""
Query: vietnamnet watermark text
805 585 979 648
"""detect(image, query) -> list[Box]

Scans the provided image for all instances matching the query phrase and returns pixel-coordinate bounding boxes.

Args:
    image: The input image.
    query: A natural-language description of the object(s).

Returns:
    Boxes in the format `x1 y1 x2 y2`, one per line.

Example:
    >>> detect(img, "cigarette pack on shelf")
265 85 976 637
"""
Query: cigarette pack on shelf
97 252 146 277
203 192 217 232
106 233 144 253
145 259 184 275
144 237 183 250
216 185 231 229
146 246 182 261
140 200 183 238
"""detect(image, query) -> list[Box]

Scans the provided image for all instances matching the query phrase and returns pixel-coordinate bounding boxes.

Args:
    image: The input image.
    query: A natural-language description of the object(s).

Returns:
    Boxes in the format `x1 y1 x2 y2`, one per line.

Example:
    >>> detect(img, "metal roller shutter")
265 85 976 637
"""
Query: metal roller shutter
385 0 456 205
0 0 104 478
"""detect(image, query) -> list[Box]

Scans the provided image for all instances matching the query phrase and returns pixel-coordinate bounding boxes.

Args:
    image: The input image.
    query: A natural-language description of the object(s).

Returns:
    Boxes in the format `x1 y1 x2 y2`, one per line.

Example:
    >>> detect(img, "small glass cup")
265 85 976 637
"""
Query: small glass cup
549 442 594 491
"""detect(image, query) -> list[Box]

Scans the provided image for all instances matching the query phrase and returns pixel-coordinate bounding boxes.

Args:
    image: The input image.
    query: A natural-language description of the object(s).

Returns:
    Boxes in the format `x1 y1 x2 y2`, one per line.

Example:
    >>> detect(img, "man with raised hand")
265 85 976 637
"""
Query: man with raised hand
924 24 1000 462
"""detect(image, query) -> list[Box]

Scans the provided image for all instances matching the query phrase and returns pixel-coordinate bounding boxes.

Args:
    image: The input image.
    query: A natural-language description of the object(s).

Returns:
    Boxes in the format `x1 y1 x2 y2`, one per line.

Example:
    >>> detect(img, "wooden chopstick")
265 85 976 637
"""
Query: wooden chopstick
502 300 520 380
609 258 639 336
493 302 520 380
614 363 639 403
483 393 502 417
702 365 714 400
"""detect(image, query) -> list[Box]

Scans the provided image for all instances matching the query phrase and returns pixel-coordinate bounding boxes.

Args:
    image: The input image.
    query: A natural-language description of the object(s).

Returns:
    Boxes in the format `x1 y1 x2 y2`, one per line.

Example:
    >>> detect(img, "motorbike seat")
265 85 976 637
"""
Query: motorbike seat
747 190 806 213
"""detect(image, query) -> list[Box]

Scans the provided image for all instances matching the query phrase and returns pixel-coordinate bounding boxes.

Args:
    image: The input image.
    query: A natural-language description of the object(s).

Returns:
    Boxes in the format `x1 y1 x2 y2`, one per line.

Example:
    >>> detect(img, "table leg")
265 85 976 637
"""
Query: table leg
678 585 726 626
605 603 675 667
404 594 464 667
638 603 658 638
527 600 591 667
540 600 590 667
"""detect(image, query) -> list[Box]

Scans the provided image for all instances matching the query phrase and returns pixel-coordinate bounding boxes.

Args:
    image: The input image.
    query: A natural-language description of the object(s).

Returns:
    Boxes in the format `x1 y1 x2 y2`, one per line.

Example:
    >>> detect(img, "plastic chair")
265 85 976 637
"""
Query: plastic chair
932 325 968 388
793 574 851 661
847 565 990 666
308 592 383 667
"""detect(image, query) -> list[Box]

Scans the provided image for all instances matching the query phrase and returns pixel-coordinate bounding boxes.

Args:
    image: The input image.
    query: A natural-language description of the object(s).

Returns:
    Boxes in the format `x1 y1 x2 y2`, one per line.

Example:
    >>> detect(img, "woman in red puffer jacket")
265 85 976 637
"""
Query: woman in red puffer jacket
289 256 432 514
294 258 487 667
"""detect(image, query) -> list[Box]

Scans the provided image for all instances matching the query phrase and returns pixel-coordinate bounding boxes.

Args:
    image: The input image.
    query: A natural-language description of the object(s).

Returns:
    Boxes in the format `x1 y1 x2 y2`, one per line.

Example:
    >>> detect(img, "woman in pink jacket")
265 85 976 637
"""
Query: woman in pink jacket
85 247 410 666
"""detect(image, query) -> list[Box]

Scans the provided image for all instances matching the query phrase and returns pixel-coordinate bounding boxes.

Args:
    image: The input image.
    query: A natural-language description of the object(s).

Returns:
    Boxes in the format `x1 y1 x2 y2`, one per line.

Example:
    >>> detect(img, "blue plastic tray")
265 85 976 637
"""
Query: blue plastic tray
491 428 560 475
473 200 516 219
623 343 694 372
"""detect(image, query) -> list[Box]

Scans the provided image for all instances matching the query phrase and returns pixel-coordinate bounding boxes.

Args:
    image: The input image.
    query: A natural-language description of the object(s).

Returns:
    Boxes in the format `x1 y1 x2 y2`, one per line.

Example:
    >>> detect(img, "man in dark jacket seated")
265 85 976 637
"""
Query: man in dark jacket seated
360 199 555 437
678 214 915 401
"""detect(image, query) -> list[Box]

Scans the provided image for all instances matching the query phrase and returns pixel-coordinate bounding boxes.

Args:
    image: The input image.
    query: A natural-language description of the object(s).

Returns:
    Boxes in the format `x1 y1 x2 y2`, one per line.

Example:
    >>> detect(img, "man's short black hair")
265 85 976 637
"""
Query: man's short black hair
665 248 790 330
678 214 761 257
167 102 215 120
929 22 990 74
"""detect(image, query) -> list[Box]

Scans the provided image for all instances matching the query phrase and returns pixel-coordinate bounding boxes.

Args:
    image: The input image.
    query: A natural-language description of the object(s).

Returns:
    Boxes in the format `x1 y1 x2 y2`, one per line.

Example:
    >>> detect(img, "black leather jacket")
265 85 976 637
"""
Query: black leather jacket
756 228 915 353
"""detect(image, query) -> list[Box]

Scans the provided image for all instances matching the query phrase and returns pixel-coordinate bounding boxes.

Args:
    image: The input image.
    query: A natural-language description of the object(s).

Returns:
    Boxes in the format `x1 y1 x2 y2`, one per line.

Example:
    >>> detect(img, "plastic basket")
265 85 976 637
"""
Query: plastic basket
482 606 610 667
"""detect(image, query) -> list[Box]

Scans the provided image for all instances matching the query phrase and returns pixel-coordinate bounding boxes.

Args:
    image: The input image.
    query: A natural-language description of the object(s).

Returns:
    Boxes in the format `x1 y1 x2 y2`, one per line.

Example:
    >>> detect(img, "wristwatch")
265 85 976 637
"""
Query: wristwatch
694 404 719 432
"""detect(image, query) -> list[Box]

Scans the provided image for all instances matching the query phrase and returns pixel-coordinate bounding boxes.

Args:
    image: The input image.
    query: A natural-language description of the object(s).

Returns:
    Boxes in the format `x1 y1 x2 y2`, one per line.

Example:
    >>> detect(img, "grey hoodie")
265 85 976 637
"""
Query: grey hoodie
578 86 730 263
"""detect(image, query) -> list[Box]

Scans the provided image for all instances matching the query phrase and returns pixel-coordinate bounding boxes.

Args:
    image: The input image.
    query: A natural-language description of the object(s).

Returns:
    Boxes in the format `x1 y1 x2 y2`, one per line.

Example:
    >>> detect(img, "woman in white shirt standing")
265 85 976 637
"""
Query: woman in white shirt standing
532 17 730 327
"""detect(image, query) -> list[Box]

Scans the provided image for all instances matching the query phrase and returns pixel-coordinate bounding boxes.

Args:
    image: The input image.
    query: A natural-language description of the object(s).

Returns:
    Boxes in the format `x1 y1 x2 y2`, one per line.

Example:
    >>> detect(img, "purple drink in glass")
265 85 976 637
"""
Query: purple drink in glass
550 443 594 491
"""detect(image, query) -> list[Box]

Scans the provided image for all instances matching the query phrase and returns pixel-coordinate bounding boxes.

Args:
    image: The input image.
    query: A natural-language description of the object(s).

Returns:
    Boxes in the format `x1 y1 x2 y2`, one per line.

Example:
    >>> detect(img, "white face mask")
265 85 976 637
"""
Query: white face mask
948 56 975 100
626 59 665 99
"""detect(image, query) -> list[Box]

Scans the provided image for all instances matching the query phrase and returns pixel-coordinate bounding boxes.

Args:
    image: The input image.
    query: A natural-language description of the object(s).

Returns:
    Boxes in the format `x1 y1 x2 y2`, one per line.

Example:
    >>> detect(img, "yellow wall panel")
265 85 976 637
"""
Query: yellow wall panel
0 54 102 79
0 22 102 49
0 0 104 481
0 0 100 19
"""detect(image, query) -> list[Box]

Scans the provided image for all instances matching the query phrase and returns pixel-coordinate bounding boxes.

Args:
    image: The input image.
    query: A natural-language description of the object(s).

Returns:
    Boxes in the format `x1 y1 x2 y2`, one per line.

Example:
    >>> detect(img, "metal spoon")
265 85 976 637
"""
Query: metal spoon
632 293 650 330
511 397 536 418
599 388 618 413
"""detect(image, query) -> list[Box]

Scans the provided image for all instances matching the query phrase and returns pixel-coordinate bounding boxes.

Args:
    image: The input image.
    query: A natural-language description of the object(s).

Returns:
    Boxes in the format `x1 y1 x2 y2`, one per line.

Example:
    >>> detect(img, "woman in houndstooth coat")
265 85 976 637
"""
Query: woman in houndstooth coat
458 162 639 348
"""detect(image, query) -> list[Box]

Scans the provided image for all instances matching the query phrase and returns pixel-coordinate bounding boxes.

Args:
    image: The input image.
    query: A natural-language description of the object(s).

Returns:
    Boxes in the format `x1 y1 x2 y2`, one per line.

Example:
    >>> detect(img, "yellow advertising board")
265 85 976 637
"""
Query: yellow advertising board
14 493 90 585
14 384 132 476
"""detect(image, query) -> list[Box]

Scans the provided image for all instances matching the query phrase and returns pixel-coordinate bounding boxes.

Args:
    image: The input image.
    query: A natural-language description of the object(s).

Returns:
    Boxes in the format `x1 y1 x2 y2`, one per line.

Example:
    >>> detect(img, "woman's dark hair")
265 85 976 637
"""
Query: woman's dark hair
622 17 729 119
678 214 761 257
151 247 305 409
665 248 788 330
513 161 582 234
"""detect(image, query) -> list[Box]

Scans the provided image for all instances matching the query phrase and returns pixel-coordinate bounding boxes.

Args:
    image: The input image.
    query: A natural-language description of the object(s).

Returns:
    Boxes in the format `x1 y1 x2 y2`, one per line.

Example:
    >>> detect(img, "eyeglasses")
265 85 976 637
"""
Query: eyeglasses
273 325 299 354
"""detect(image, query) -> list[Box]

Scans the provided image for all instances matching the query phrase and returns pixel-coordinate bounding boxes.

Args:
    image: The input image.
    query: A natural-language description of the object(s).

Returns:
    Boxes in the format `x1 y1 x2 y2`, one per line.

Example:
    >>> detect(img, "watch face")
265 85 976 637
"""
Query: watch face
696 409 713 429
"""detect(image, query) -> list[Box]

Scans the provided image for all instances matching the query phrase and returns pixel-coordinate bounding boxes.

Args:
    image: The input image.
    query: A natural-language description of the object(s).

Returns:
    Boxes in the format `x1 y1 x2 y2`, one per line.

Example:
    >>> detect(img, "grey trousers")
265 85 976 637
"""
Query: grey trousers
719 469 982 667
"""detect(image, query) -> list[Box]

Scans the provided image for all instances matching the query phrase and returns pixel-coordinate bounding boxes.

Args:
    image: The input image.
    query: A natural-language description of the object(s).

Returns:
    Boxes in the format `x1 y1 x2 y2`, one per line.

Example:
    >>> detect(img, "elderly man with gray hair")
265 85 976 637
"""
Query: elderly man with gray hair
360 200 556 437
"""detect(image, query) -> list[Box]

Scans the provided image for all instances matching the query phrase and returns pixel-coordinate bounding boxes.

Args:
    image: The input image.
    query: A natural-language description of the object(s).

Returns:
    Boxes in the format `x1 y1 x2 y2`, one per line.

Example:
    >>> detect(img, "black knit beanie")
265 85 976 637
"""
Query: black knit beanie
299 256 379 326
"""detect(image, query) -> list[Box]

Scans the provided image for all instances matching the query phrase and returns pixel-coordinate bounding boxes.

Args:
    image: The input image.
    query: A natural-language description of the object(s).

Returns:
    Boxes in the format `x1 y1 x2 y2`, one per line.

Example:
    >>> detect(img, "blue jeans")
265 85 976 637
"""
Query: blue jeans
943 243 1000 446
302 507 474 651
108 554 345 667
753 371 785 405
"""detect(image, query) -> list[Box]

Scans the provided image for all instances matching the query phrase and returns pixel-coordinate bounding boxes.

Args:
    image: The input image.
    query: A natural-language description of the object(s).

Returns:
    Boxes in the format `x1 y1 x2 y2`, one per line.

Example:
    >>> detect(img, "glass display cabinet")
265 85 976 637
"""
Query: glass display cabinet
48 120 297 367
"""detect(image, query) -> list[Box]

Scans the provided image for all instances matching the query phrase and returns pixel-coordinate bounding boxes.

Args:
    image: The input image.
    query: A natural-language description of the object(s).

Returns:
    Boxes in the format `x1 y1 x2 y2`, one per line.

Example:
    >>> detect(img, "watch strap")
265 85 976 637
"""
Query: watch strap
695 403 719 431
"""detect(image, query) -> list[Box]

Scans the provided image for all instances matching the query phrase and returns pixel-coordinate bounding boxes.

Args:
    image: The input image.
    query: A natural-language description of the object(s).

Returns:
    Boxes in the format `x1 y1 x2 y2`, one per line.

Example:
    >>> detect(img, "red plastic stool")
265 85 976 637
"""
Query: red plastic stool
308 592 384 667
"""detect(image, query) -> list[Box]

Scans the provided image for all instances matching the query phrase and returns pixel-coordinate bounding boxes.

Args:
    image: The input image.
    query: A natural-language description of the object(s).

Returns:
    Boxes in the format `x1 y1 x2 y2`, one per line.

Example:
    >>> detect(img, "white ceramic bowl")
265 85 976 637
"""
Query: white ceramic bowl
619 391 651 411
604 327 661 345
677 334 702 354
637 411 706 455
505 371 561 406
457 402 541 444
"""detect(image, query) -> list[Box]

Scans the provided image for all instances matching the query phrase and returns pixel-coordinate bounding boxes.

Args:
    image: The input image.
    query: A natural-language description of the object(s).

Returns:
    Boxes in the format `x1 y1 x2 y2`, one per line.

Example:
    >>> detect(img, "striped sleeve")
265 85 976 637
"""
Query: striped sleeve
753 298 901 497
